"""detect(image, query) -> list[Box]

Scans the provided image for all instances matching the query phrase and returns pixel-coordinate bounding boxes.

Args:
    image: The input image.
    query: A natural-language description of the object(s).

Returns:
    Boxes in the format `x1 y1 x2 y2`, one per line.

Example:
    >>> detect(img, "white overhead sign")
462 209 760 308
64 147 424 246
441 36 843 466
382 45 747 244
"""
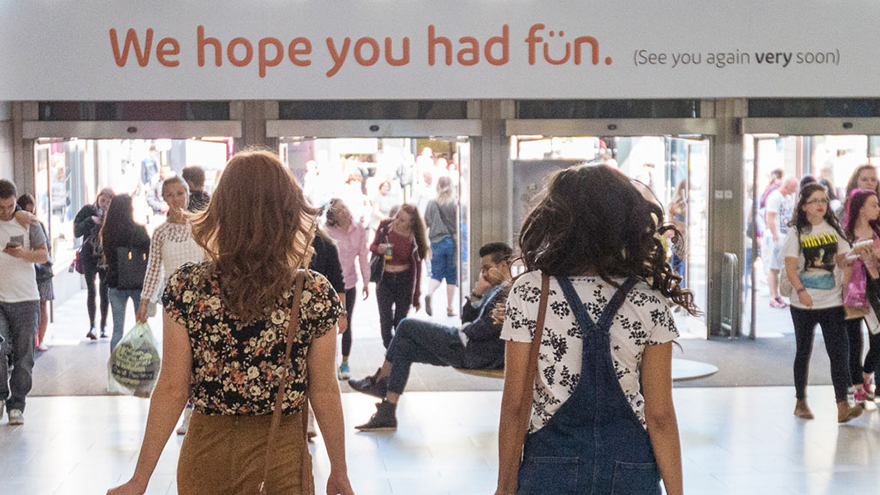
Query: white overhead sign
0 0 874 100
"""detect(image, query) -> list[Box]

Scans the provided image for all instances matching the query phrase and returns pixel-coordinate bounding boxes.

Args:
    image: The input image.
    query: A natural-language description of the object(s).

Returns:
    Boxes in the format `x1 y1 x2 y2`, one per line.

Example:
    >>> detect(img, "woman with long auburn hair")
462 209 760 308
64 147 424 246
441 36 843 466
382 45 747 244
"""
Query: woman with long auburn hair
495 165 690 495
109 150 354 495
370 203 428 348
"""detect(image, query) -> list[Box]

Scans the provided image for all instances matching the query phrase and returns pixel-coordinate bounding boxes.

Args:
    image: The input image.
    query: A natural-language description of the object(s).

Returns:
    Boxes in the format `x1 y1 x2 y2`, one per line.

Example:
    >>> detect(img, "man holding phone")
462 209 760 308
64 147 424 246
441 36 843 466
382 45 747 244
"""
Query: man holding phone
0 179 48 426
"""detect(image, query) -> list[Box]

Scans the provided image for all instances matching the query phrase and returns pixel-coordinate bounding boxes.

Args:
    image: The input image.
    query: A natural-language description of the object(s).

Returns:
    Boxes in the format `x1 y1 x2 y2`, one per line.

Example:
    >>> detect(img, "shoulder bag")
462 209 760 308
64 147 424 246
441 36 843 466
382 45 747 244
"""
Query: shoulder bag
369 224 389 284
514 274 550 452
259 270 310 495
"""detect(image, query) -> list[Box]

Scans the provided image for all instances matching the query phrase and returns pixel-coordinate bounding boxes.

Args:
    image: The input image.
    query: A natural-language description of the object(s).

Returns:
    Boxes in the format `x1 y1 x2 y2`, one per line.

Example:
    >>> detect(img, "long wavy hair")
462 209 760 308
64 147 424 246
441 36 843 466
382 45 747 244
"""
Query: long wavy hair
191 150 318 322
518 164 698 314
845 164 880 200
398 203 429 260
789 183 846 238
844 188 880 241
100 194 139 253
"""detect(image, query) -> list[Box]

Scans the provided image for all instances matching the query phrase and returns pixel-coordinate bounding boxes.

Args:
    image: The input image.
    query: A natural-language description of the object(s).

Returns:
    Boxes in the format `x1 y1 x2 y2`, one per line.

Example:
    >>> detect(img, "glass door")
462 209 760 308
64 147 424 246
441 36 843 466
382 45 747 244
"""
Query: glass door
509 134 710 338
278 136 473 313
743 133 878 339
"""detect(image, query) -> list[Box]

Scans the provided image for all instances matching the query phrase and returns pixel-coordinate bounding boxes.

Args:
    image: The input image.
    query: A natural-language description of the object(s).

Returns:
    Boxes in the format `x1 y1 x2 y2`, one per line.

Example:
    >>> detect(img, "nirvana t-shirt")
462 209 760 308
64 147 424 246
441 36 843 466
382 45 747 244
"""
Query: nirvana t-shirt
781 221 851 309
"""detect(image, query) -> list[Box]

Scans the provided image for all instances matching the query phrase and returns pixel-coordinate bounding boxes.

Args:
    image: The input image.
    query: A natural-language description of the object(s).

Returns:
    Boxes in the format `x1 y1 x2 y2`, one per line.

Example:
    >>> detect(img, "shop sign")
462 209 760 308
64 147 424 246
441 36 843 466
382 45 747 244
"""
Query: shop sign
0 0 871 99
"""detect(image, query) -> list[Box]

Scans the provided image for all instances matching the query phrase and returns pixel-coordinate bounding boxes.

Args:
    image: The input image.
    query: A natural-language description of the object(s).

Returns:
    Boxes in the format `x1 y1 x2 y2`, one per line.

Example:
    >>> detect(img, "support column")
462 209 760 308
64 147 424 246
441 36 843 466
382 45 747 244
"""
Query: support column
707 98 747 337
231 100 277 153
11 102 36 194
469 99 513 285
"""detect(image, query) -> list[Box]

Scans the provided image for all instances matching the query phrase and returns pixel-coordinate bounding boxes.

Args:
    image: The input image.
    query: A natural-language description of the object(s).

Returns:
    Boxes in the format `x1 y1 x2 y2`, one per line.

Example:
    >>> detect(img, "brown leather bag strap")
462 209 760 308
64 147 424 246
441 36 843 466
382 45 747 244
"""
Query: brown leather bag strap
521 274 550 434
259 270 307 495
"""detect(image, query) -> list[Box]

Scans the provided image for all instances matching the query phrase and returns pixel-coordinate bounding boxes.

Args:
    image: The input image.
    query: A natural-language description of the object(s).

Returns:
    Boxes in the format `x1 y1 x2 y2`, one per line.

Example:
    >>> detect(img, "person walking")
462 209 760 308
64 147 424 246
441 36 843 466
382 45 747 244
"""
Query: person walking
74 187 113 340
16 194 54 352
765 176 799 309
841 188 880 404
371 204 428 348
0 180 49 426
326 198 370 380
107 150 353 495
423 176 458 317
495 165 687 495
100 195 151 351
135 177 204 435
783 183 862 423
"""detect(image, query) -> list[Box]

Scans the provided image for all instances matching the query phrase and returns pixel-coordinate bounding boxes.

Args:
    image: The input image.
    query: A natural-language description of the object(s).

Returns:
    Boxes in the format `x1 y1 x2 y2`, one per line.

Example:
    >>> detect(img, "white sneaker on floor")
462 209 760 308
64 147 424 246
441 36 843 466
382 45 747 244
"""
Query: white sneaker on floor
8 409 23 425
177 407 193 435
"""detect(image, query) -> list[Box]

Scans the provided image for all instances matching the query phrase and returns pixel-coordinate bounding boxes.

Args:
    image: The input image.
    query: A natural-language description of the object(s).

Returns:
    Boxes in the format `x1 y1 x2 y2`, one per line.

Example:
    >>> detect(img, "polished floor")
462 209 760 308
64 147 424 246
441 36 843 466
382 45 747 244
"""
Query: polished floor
2 387 879 495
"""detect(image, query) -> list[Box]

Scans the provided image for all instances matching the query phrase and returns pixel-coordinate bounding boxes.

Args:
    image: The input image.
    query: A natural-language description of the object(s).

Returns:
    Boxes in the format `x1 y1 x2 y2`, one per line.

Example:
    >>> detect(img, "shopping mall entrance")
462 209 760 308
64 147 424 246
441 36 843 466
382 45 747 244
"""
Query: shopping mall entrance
270 119 482 309
742 118 880 339
30 135 235 307
506 119 715 338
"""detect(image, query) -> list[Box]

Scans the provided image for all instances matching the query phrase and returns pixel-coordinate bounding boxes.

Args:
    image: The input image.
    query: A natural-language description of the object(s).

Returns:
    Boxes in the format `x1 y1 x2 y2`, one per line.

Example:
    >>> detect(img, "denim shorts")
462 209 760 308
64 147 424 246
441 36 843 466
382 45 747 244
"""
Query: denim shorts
430 237 457 283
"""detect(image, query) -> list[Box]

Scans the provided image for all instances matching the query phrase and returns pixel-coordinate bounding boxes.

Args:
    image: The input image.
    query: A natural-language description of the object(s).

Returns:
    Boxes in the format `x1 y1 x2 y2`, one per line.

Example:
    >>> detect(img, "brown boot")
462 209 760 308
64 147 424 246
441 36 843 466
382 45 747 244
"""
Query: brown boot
837 401 864 423
793 400 814 419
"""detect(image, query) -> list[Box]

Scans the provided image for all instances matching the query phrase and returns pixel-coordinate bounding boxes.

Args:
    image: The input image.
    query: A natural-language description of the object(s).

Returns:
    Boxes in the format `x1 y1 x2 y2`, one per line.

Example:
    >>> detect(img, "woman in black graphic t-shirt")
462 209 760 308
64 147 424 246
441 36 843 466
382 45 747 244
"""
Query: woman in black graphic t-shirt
782 183 860 423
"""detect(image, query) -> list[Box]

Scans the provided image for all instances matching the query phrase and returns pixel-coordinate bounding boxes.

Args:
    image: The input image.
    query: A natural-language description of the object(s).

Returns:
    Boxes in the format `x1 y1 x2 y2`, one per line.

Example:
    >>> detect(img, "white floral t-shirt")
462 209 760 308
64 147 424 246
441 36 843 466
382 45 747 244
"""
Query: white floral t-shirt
501 271 679 432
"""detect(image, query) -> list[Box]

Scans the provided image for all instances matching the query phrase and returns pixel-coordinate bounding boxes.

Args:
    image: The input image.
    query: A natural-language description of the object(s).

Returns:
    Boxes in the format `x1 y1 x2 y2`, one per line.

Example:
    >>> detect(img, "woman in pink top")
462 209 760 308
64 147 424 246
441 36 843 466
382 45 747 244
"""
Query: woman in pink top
326 198 371 380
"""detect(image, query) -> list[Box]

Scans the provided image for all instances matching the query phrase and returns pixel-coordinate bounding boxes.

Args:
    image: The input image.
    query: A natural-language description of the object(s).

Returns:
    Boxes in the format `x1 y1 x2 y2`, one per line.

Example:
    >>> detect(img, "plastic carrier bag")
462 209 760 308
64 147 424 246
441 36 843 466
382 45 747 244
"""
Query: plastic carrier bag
108 322 162 398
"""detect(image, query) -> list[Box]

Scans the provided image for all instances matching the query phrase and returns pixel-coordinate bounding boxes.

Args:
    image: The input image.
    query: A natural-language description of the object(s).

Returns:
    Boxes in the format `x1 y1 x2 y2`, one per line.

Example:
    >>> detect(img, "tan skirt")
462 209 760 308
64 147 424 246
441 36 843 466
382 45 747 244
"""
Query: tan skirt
177 410 314 495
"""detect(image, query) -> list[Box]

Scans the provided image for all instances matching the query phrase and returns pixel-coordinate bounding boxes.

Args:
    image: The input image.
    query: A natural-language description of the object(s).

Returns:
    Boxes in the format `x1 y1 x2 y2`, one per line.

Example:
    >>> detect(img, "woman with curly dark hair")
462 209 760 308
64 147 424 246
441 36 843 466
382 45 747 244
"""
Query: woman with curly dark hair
495 164 690 495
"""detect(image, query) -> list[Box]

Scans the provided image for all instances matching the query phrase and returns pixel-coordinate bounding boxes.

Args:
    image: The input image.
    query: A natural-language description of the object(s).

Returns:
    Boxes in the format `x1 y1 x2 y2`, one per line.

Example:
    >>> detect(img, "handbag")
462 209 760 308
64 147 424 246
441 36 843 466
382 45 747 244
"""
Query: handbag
35 261 54 282
259 270 310 495
369 224 389 284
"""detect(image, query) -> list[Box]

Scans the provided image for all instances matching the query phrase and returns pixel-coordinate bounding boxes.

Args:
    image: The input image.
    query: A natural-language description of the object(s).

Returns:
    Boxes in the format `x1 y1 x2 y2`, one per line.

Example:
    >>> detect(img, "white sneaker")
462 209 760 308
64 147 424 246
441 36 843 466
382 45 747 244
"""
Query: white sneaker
177 407 192 435
8 409 23 425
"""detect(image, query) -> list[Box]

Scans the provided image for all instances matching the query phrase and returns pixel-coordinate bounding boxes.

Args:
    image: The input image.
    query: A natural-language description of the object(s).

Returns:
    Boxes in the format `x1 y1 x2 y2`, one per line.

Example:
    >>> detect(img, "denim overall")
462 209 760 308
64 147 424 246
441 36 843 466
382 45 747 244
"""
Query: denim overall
516 276 661 495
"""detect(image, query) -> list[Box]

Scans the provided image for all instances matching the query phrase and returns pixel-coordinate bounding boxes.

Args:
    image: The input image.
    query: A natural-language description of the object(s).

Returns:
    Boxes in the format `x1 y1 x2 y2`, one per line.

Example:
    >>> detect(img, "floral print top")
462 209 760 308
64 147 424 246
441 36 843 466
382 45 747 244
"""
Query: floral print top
162 261 343 416
501 271 679 432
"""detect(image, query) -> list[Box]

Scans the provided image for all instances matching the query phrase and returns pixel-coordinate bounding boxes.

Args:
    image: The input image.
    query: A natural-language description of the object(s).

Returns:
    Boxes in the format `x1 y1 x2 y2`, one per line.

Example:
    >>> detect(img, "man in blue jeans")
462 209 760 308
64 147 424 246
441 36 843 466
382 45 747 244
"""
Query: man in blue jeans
0 180 48 426
349 242 512 431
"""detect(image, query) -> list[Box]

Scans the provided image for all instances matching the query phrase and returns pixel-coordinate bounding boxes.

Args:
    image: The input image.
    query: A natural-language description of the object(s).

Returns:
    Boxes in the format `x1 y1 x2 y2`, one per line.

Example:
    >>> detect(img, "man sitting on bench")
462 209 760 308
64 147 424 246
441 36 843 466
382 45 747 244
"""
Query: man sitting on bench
349 242 513 431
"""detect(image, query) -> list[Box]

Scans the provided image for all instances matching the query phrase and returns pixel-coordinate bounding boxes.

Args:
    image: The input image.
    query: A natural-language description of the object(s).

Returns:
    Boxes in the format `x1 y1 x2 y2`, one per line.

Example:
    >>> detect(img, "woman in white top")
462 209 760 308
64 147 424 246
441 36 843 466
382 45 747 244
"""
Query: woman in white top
782 182 861 423
496 164 690 495
135 176 205 435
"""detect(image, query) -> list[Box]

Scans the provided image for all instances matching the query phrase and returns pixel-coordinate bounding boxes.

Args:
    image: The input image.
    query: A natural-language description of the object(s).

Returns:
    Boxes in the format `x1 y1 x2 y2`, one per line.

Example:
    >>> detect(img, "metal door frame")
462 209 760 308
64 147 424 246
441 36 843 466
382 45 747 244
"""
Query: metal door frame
741 116 880 339
505 118 719 339
268 118 484 307
22 120 242 140
267 119 482 139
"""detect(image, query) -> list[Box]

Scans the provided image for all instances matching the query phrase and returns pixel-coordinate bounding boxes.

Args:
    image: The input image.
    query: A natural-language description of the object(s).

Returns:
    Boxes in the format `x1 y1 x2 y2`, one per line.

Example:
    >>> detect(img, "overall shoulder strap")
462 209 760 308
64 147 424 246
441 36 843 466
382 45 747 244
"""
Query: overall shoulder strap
556 276 596 334
595 277 639 331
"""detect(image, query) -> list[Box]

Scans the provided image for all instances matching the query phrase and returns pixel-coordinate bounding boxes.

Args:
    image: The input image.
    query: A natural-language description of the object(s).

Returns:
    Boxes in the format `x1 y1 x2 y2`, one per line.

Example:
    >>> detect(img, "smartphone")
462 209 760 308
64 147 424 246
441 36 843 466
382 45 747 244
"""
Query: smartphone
5 234 23 249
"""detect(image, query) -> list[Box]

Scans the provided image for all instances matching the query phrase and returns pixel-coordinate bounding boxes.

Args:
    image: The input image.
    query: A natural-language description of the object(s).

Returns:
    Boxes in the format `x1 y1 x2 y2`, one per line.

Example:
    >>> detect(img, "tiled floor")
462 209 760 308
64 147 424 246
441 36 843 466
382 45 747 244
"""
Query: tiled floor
2 387 880 495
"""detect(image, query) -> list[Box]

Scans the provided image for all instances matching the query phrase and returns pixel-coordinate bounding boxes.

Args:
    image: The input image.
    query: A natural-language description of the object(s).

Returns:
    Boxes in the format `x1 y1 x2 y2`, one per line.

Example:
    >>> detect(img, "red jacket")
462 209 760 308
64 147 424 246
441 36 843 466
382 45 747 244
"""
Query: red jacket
370 219 423 305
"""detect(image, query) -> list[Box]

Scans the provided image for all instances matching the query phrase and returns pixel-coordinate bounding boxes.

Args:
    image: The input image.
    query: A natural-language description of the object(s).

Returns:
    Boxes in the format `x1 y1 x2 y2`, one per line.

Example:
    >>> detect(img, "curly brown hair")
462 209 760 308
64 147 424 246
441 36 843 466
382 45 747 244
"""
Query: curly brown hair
518 164 698 314
190 150 318 322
